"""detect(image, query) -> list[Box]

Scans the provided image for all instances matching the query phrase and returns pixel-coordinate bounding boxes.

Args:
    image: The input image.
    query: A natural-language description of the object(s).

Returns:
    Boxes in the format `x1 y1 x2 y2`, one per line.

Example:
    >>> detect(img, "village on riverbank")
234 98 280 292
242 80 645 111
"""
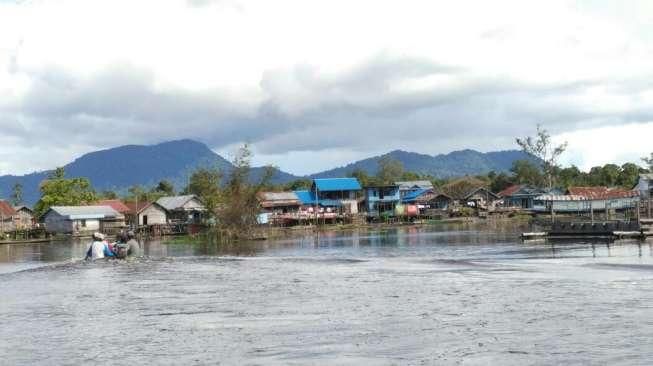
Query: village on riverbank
1 127 653 243
1 173 652 243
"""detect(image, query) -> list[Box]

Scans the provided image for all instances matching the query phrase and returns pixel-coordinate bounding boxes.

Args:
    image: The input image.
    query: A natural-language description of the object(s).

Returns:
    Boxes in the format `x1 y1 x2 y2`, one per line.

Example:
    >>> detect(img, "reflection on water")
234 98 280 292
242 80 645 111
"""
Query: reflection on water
2 223 653 365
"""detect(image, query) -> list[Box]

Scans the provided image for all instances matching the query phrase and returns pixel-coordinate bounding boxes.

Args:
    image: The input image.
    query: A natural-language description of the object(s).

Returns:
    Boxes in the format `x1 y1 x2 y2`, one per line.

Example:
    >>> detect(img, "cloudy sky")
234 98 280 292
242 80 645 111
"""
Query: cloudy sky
1 0 653 176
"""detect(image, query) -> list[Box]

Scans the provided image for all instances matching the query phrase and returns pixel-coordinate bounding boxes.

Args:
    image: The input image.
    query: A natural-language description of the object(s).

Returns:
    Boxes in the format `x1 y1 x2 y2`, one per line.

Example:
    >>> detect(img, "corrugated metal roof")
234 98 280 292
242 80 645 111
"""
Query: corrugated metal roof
395 180 434 190
463 187 499 200
294 190 317 205
640 173 653 180
124 201 164 214
567 187 640 199
0 200 17 217
258 192 299 201
257 192 301 208
402 188 431 202
498 185 521 198
156 195 198 211
48 205 121 219
535 194 588 201
314 178 361 192
13 205 33 213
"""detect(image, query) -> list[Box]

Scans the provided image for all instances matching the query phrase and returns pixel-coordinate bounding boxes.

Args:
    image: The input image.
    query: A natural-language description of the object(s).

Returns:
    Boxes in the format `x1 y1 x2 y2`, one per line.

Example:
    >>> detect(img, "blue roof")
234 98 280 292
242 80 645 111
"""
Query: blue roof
402 188 430 203
313 178 362 192
294 190 317 205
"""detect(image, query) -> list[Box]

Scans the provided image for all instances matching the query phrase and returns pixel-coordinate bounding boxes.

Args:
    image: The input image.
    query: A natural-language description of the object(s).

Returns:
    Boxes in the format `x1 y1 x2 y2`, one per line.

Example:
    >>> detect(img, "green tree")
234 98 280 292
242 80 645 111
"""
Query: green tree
516 125 568 188
154 180 175 196
349 168 377 187
126 185 149 203
283 179 312 191
217 144 274 238
33 167 97 218
510 160 544 186
376 156 404 184
488 171 514 193
557 165 586 189
184 167 222 219
599 164 621 187
618 163 642 188
99 190 118 200
11 182 23 206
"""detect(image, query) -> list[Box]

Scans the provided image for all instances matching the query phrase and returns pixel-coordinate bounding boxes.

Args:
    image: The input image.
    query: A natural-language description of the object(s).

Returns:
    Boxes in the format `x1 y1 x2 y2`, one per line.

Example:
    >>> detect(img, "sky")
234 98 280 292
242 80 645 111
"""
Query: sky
1 0 653 176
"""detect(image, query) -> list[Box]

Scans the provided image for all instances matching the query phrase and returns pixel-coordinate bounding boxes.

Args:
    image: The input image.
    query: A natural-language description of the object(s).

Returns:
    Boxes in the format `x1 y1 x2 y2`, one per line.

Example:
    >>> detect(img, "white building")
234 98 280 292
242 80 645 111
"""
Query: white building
42 206 125 235
156 195 206 223
126 202 168 226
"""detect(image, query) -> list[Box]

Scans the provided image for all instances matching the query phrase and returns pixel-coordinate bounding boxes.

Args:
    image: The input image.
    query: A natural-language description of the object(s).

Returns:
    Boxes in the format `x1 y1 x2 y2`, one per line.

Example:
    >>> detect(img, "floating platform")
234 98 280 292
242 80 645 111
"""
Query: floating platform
521 230 652 240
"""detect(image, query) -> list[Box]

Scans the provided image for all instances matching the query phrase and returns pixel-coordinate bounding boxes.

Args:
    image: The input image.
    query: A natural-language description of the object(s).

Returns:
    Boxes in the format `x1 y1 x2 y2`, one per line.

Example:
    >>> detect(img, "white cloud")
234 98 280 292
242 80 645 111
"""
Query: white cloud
1 0 653 175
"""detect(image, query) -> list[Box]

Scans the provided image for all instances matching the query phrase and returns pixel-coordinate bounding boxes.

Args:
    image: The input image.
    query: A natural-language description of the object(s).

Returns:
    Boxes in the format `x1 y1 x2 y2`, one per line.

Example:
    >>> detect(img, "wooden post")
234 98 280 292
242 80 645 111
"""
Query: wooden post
590 201 594 224
550 199 555 224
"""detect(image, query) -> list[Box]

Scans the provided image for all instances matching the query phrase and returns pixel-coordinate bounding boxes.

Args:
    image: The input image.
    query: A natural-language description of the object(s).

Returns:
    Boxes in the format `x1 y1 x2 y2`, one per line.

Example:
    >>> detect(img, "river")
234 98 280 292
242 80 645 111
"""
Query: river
2 223 653 365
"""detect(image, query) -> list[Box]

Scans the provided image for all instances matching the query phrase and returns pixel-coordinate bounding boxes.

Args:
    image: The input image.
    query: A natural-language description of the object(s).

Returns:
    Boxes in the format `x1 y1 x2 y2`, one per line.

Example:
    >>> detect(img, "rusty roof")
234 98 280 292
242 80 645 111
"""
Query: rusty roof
257 192 301 208
567 187 640 199
97 199 131 213
497 185 521 198
0 200 17 217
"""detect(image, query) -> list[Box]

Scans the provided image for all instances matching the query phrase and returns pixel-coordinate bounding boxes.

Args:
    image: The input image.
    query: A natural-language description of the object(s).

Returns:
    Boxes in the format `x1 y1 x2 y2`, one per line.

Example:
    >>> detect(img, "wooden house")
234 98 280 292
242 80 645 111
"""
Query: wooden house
0 200 18 233
401 189 453 210
311 178 362 214
156 195 206 223
125 202 168 226
42 206 125 235
257 192 301 214
635 173 653 198
457 187 499 209
533 187 640 213
13 205 34 229
497 185 560 209
364 185 400 218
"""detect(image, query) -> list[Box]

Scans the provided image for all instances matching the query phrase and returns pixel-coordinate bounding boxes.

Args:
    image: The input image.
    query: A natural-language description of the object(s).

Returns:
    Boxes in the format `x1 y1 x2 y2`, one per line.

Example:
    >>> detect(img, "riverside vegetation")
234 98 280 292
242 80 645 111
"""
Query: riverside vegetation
20 126 653 240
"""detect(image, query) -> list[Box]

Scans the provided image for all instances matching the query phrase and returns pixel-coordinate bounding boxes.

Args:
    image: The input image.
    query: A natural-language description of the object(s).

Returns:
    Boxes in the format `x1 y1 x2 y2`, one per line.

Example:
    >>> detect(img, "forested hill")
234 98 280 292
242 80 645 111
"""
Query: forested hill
311 149 537 178
0 140 297 205
0 140 537 205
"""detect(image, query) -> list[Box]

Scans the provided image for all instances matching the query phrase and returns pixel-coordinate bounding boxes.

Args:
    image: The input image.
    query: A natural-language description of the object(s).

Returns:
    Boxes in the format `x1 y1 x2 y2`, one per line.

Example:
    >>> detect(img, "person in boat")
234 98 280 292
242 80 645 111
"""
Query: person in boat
125 230 140 257
86 232 108 260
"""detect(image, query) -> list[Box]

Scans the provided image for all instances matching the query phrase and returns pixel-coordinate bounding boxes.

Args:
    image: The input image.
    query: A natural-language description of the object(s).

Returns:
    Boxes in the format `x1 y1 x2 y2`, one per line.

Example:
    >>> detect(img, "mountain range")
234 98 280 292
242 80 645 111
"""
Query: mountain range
0 139 535 205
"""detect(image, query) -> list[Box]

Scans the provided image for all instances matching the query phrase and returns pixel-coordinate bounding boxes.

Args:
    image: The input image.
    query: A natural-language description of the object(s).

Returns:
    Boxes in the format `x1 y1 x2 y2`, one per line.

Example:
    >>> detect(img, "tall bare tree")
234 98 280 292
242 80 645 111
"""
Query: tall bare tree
516 125 568 189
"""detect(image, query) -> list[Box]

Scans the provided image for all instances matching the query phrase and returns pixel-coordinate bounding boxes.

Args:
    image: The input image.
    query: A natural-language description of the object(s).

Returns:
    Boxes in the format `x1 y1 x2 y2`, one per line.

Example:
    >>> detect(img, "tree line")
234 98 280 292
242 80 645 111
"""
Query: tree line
17 127 653 224
26 145 272 240
268 125 652 195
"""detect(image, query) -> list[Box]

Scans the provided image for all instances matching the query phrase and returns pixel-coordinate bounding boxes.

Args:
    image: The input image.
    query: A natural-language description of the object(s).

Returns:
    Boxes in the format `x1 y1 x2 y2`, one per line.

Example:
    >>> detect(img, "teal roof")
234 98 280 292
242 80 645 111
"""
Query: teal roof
313 178 361 192
294 190 317 205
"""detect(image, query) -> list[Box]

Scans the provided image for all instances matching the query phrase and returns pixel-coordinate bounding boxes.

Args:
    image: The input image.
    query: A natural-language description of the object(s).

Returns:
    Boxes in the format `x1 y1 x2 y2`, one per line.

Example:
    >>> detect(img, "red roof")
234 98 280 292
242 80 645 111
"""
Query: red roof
97 199 131 214
567 187 639 199
0 200 17 217
124 201 153 214
497 185 521 198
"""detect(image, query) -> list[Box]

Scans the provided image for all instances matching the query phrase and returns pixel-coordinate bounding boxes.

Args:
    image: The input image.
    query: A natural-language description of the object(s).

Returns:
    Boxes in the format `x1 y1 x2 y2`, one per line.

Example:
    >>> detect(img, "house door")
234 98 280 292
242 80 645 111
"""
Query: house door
142 215 148 226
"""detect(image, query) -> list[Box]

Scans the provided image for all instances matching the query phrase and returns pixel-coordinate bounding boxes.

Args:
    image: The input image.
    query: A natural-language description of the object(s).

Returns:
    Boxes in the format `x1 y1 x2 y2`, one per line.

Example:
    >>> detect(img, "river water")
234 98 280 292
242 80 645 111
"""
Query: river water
2 223 653 365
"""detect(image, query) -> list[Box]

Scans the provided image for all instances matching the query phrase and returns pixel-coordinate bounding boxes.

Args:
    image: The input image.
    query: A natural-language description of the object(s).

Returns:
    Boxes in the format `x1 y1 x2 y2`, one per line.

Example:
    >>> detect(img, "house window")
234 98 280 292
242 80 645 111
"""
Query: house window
81 219 87 228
